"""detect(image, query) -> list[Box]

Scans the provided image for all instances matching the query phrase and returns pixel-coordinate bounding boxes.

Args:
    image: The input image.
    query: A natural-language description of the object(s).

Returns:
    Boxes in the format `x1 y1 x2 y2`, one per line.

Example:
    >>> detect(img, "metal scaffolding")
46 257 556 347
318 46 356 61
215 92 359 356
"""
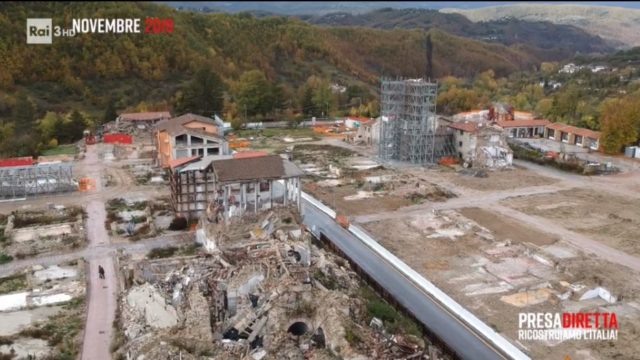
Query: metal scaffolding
379 78 454 164
0 163 76 199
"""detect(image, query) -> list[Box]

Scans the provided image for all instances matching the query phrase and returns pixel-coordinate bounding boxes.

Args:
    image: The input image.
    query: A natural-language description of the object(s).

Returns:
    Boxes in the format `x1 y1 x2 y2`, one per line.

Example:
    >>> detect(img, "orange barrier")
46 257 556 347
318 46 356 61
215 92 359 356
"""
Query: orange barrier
0 157 34 168
545 151 559 159
229 140 251 149
78 178 96 192
336 214 350 229
104 133 133 144
438 157 459 166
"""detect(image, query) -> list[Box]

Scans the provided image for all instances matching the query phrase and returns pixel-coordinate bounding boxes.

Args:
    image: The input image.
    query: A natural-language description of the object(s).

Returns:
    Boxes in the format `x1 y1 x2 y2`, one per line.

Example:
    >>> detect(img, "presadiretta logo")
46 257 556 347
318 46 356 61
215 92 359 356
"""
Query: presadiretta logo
26 18 52 44
518 312 618 342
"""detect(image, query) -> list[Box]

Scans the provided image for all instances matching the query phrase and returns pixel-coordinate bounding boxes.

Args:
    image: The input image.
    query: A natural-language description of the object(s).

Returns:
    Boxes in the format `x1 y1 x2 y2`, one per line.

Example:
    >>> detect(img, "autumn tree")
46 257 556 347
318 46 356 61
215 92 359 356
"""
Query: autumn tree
174 67 225 117
233 70 275 118
599 95 640 154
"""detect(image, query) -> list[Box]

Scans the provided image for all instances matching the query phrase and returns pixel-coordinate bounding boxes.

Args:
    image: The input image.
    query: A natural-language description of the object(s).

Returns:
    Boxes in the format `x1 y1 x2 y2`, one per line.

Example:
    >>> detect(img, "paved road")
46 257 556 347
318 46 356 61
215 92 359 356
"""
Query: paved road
302 199 516 360
80 143 117 360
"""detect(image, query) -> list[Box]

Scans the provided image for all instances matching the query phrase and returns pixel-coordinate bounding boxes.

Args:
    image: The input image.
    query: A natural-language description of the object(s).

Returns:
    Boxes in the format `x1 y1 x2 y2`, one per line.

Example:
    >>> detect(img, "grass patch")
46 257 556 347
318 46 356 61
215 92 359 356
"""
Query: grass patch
41 144 78 156
12 207 85 228
359 286 422 337
18 296 85 359
0 252 12 265
292 144 355 164
146 243 202 259
107 198 147 212
0 273 27 294
147 246 178 259
314 269 338 290
344 323 364 347
509 142 585 174
235 127 317 139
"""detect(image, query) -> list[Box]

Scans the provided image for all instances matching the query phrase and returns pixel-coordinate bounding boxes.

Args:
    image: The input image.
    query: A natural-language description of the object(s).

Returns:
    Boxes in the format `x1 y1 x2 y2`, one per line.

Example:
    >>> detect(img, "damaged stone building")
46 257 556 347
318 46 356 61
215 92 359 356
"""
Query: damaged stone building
449 121 513 168
168 153 304 222
207 154 304 224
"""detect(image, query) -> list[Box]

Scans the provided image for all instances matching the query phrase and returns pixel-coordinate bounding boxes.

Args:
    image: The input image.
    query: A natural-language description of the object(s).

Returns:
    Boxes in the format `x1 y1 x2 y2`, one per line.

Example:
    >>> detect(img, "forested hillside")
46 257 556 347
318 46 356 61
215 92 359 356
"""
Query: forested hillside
0 1 554 156
301 8 613 57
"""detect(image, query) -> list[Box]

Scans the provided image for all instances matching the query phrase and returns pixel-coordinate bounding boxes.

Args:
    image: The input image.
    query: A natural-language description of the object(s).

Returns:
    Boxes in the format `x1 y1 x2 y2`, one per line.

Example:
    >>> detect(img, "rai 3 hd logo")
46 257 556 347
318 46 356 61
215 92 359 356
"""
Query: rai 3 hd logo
26 18 53 44
26 18 76 44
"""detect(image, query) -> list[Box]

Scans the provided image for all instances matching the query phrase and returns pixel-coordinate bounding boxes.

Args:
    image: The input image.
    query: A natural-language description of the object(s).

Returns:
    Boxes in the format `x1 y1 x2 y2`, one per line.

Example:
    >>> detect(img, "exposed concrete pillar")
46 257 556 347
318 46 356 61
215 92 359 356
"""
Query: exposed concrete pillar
296 177 301 211
241 183 246 211
284 178 288 207
223 185 229 222
270 180 273 209
254 181 258 213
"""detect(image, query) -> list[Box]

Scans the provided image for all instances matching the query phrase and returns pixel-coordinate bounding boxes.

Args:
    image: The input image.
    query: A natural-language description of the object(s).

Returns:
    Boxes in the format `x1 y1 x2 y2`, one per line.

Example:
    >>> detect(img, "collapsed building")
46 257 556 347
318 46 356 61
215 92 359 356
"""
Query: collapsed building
115 207 433 359
449 121 513 169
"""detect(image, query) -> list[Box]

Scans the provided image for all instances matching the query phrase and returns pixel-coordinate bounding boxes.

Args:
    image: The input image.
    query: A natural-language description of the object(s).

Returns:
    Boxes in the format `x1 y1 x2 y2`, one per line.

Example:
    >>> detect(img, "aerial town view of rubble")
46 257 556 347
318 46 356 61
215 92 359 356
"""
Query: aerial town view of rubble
2 1 640 360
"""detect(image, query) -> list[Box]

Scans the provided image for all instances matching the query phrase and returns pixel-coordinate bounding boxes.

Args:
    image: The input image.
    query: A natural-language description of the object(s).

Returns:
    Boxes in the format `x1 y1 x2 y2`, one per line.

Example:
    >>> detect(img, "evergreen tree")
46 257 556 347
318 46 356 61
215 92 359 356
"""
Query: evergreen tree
12 93 36 132
67 110 86 142
103 98 118 124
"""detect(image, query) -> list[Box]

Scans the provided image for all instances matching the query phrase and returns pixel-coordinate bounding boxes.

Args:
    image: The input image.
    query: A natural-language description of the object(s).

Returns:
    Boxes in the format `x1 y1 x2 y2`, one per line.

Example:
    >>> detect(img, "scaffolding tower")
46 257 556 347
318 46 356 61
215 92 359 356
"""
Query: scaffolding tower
379 78 451 164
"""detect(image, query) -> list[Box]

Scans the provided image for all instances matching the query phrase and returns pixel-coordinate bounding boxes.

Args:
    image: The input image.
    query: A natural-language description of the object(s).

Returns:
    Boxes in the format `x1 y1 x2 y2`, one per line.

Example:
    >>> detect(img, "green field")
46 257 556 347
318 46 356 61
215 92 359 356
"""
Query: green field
235 127 318 139
41 144 78 156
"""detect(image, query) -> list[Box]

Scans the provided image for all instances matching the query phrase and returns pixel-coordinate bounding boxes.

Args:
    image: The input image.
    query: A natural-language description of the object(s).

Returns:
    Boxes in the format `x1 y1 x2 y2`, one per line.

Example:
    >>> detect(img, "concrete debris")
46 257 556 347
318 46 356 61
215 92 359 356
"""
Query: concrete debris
251 348 267 360
31 293 73 306
0 338 50 359
114 207 434 360
125 283 178 334
500 288 554 307
579 287 617 303
33 265 78 283
0 292 28 312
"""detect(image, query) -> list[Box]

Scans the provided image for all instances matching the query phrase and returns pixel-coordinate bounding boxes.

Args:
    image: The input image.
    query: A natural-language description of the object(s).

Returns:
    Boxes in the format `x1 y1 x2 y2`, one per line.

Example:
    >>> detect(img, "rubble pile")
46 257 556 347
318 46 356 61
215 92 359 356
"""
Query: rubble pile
114 208 435 359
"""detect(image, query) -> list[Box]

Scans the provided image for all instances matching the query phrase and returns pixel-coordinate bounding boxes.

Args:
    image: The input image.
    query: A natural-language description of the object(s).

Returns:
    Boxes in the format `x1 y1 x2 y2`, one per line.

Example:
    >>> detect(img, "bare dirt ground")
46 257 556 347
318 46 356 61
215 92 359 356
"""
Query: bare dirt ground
458 207 558 246
362 211 640 360
304 182 413 216
432 166 559 192
503 188 640 256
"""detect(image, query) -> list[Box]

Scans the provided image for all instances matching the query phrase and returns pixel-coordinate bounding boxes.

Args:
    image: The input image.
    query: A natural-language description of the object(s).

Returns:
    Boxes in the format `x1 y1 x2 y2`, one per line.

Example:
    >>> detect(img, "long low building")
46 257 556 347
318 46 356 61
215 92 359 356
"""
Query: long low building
497 119 551 139
544 122 601 150
117 111 171 126
449 109 603 151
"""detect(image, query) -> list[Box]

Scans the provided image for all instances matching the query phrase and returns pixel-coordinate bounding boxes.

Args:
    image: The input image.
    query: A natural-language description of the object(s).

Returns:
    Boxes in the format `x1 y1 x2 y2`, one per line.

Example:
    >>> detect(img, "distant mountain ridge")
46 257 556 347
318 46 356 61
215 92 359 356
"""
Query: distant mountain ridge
299 8 614 56
442 4 640 48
